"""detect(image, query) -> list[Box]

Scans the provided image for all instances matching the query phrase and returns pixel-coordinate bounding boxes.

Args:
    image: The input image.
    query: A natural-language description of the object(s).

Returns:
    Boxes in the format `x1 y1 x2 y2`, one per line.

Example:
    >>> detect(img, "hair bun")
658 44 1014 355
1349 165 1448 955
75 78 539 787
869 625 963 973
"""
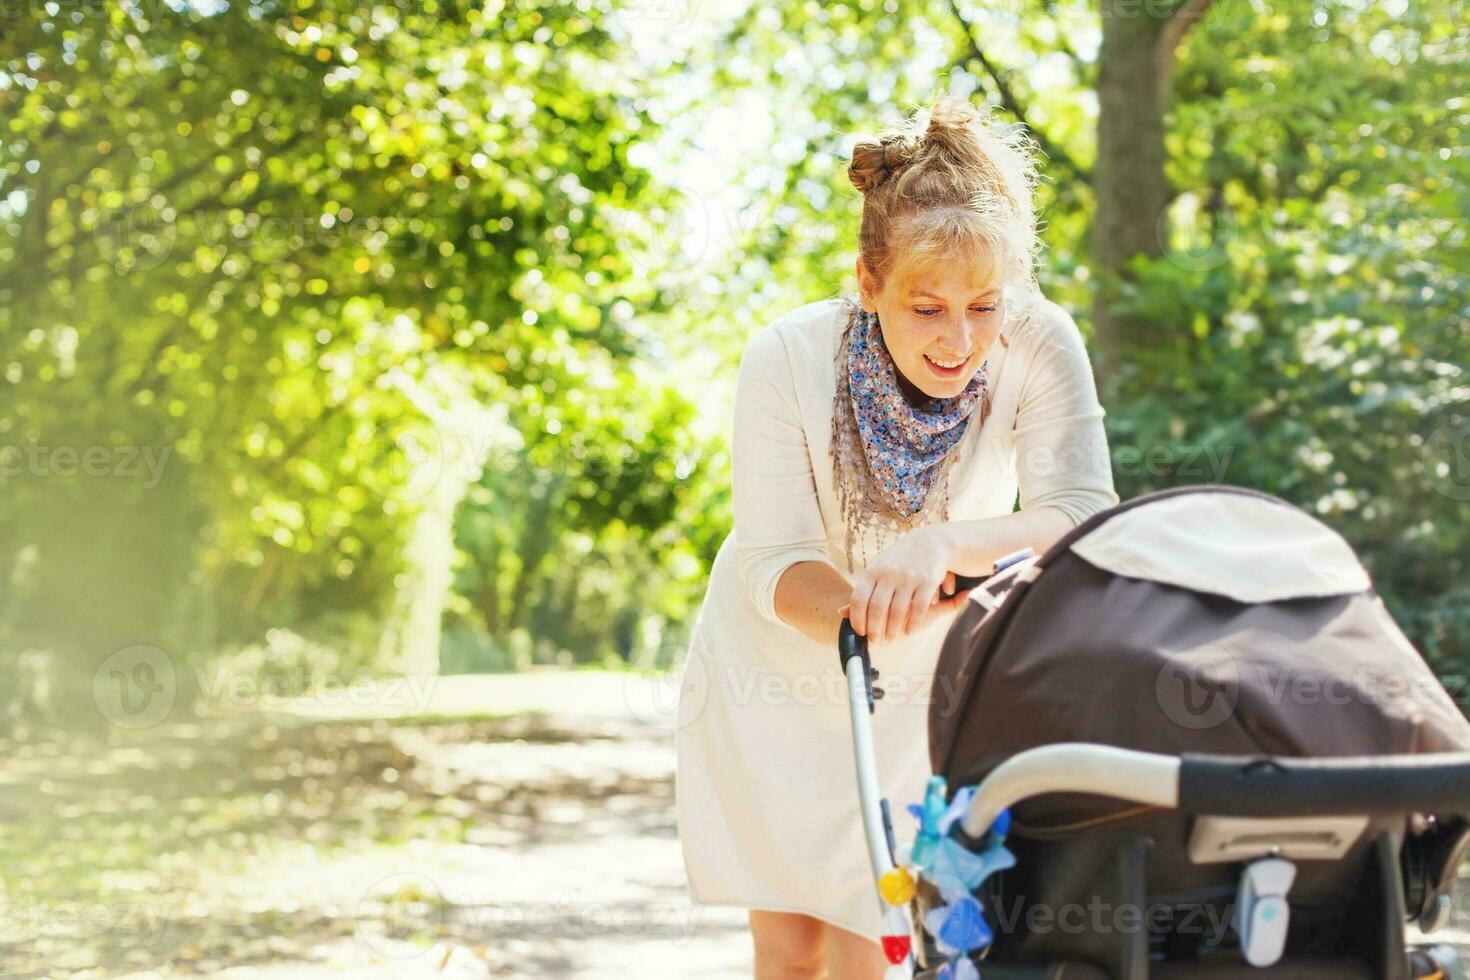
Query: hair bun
847 92 1043 296
847 132 923 194
923 95 984 151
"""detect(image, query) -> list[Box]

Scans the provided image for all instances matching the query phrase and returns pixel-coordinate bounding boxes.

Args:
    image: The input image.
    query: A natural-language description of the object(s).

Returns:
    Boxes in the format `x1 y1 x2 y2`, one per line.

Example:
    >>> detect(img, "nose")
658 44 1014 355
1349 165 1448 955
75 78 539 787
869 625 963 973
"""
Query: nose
937 313 970 356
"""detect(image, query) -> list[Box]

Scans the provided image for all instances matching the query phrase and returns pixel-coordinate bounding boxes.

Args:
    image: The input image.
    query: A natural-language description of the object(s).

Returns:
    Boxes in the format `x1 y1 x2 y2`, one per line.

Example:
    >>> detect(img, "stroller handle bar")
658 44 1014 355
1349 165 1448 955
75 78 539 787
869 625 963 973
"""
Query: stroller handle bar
960 743 1470 837
960 745 1180 836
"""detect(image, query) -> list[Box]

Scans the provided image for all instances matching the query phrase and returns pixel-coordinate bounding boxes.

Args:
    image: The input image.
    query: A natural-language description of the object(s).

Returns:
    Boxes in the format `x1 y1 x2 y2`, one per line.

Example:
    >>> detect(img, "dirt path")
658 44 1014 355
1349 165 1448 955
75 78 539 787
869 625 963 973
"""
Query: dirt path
1 671 753 978
5 670 1467 977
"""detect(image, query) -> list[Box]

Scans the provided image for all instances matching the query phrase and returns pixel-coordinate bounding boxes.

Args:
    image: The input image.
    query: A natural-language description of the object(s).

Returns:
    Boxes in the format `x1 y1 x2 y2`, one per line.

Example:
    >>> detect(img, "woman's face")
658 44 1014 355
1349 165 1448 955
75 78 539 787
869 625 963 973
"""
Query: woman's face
856 256 1006 401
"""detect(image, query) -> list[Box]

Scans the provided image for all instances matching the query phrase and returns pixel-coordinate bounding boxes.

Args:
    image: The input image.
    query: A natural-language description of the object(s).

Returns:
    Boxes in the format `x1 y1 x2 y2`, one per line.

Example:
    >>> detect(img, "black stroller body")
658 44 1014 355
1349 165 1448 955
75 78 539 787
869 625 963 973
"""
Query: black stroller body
839 486 1470 979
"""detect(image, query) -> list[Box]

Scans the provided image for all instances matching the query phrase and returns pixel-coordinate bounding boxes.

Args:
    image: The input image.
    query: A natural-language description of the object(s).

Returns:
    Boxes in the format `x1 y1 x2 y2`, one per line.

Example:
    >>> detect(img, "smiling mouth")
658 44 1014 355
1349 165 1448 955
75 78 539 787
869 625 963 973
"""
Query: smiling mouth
923 352 972 375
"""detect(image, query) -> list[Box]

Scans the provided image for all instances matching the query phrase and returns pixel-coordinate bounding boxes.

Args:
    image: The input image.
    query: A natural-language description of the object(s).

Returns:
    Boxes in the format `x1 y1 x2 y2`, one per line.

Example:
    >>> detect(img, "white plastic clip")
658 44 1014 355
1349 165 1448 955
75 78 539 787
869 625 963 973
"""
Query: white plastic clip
1234 857 1296 967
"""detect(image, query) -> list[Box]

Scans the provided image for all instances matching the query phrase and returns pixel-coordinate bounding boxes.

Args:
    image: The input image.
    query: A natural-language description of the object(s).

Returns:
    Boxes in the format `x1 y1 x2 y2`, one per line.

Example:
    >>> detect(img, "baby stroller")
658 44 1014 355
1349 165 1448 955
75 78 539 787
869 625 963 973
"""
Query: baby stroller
839 485 1470 979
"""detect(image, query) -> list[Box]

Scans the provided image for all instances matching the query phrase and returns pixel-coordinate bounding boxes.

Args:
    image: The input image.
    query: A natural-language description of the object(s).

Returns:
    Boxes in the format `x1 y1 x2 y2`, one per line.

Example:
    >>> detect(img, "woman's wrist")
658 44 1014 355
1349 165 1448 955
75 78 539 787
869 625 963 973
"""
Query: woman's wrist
919 520 976 579
938 507 1073 579
921 522 962 570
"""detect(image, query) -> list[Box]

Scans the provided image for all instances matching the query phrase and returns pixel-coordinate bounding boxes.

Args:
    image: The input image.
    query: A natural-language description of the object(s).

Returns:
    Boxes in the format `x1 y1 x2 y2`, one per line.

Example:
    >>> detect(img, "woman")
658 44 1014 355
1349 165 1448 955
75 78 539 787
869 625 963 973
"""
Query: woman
675 94 1118 978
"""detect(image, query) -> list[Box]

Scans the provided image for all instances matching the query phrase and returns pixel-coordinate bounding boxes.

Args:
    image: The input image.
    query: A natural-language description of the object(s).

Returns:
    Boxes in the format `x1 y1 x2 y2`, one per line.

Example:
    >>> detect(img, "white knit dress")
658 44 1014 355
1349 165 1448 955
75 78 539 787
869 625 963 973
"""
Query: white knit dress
674 287 1118 941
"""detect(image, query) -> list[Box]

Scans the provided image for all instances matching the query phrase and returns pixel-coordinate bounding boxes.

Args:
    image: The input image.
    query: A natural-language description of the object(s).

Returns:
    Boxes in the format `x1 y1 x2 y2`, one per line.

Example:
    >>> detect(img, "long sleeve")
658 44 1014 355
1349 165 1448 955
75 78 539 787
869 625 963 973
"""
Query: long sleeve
730 326 834 627
1011 301 1120 526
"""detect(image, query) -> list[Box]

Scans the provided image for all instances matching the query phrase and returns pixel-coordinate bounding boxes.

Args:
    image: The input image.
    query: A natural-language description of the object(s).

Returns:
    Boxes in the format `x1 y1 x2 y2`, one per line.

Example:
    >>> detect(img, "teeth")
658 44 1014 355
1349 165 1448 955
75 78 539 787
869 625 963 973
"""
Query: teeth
926 354 968 369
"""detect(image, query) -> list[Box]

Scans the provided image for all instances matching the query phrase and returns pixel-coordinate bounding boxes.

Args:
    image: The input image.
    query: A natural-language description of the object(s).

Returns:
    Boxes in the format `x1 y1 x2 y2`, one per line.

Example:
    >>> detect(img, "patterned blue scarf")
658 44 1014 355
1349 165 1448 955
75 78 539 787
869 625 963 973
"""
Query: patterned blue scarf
844 304 989 519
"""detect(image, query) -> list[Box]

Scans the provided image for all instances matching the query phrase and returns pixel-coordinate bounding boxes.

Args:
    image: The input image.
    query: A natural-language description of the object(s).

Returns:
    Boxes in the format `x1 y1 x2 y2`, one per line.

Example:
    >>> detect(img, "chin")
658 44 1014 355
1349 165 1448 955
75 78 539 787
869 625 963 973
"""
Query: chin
919 369 970 398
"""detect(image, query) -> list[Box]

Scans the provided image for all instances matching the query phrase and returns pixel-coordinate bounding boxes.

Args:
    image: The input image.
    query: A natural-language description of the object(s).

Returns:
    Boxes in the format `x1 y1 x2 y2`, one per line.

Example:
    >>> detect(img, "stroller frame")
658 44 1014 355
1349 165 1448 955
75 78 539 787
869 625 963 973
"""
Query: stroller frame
838 570 1470 979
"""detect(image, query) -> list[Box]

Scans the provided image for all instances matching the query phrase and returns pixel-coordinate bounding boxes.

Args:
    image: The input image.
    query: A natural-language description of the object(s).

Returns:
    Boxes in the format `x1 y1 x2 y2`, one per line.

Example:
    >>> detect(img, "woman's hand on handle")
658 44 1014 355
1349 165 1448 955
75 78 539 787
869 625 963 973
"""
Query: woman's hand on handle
771 509 1073 648
838 591 971 648
844 525 974 643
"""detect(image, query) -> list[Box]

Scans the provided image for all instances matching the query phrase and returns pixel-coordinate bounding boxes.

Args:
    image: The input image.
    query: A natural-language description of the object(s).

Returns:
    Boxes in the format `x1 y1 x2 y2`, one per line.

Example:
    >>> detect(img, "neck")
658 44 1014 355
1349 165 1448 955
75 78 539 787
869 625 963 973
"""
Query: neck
872 315 934 408
893 363 934 409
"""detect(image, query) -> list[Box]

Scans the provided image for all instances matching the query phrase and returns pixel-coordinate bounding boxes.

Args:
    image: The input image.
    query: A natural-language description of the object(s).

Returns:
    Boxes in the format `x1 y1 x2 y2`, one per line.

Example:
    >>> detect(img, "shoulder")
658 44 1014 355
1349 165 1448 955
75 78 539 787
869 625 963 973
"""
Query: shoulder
1001 291 1097 387
739 295 852 379
1005 291 1087 357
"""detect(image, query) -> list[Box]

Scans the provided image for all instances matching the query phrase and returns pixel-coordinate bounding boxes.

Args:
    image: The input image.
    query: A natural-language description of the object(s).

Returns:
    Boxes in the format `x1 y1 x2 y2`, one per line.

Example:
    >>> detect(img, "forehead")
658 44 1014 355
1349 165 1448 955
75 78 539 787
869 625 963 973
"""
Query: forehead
895 261 1003 298
890 235 1004 296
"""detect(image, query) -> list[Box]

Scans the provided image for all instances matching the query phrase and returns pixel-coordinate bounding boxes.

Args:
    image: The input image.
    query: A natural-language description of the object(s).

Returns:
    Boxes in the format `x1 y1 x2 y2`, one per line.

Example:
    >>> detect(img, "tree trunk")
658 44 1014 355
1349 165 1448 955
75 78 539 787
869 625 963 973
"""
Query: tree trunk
478 542 502 636
379 374 508 677
505 476 561 633
1091 0 1173 363
383 456 472 677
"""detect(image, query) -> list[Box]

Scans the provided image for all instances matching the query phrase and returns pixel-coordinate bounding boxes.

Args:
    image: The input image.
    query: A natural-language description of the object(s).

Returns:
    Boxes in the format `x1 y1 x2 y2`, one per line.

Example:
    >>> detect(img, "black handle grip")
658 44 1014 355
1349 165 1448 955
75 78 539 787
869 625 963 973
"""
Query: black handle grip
1178 753 1470 817
940 548 1036 598
837 618 868 672
941 573 988 598
837 618 876 713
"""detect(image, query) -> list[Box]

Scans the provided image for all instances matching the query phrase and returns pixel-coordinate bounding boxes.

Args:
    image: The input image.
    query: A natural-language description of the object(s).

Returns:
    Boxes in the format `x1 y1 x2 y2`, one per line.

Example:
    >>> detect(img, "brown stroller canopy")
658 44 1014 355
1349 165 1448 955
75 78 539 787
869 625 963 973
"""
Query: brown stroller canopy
929 485 1470 819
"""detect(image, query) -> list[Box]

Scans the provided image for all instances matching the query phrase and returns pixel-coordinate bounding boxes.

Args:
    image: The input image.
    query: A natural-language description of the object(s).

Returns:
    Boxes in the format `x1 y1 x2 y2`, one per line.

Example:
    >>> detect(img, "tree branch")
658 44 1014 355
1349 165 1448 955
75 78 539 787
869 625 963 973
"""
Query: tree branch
1158 0 1216 100
945 0 1092 184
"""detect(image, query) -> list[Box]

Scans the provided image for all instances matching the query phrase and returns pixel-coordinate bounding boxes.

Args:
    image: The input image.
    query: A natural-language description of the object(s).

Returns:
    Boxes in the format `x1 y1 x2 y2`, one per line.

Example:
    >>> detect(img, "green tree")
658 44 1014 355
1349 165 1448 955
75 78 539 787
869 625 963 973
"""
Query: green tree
0 0 706 718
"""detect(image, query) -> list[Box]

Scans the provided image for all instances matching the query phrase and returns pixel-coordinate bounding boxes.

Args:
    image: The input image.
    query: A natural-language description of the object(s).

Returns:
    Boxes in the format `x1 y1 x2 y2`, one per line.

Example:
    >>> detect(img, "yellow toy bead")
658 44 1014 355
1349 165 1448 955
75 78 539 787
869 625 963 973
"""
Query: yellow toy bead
878 867 917 905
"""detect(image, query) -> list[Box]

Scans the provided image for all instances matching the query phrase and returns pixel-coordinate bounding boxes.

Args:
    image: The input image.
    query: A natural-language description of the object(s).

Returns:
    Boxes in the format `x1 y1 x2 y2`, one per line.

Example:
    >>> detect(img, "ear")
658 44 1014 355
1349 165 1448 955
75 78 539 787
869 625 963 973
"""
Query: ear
855 258 877 313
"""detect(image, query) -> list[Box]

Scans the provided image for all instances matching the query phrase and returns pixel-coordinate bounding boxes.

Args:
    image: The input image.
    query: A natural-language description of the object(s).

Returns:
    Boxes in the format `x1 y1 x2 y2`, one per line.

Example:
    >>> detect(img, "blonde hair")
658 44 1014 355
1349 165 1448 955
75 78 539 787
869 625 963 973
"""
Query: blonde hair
847 93 1043 296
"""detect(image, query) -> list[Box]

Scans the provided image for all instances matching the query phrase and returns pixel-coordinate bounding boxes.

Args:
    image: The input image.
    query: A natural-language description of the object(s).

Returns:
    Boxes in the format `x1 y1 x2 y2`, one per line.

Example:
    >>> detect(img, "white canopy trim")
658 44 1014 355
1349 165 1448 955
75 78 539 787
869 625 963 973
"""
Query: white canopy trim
1069 492 1371 604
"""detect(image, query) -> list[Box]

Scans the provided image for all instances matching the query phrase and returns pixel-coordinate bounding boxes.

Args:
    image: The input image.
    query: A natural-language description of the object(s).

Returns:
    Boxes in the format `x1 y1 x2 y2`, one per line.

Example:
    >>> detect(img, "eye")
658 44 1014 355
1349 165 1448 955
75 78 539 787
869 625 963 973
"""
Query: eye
914 307 941 317
971 305 997 314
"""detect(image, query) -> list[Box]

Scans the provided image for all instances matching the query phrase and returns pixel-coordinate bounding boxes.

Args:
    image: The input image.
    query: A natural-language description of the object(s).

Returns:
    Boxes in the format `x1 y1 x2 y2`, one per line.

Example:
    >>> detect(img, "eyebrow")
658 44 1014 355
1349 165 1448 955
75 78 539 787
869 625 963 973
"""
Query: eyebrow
909 288 1001 301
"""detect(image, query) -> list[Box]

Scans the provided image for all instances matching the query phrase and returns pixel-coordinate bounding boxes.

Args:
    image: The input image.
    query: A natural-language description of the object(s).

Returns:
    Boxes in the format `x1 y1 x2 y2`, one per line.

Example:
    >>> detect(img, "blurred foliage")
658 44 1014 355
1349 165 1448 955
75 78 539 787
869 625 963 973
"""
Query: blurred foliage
1109 0 1470 671
2 0 1467 727
0 0 719 725
706 0 1470 678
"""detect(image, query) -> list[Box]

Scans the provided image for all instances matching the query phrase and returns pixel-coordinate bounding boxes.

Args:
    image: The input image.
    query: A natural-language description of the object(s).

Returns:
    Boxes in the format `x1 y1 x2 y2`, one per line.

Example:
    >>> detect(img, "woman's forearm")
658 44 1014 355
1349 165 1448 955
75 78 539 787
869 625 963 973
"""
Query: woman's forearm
942 505 1075 578
772 560 852 646
769 507 1073 646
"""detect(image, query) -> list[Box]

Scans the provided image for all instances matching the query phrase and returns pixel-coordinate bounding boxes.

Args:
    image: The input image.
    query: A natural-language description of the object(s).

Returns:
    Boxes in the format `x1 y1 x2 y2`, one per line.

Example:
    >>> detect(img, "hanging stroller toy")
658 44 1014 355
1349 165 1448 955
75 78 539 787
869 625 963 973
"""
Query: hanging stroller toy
839 485 1470 979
